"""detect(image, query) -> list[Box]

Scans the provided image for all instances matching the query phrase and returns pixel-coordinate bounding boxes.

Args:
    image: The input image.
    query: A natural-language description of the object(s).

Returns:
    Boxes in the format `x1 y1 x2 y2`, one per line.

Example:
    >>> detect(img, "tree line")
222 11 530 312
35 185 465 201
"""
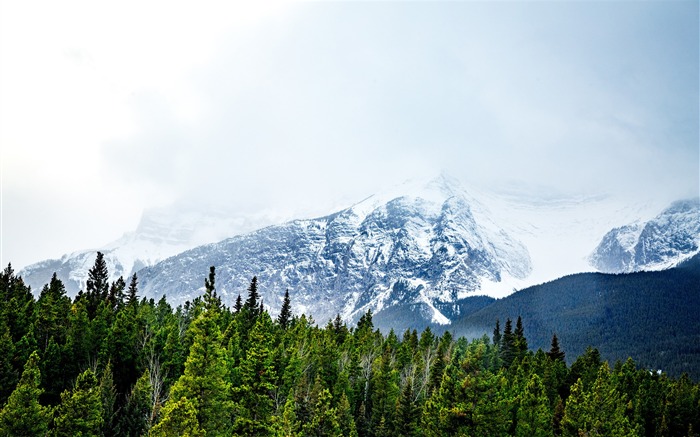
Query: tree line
0 252 698 436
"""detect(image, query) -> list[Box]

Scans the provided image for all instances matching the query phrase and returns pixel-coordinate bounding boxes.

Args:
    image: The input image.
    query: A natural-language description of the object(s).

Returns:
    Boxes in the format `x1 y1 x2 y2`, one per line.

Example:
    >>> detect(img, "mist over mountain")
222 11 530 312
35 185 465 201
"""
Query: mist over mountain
18 175 695 331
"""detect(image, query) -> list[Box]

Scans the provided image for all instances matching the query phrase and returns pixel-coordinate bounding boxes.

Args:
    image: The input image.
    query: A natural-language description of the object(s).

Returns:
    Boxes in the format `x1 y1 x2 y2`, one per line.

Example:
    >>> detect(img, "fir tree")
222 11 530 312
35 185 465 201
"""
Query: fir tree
149 396 204 437
516 374 553 437
115 369 152 437
547 333 565 363
168 309 233 436
501 318 516 368
234 294 243 313
0 351 48 437
493 319 502 347
53 368 104 437
127 274 139 308
86 251 110 318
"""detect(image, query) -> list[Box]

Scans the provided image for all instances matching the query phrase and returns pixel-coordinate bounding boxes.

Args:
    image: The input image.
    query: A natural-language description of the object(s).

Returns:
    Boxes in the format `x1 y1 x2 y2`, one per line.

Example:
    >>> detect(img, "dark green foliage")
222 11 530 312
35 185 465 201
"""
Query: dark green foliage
86 251 110 319
53 368 104 437
278 289 293 330
0 351 48 437
453 254 700 379
547 334 565 363
114 369 152 437
1 258 699 436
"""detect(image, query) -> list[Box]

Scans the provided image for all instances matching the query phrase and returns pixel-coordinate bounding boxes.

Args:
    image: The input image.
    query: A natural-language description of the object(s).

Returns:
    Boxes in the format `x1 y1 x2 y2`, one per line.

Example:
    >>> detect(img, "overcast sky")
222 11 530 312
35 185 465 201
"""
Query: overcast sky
1 0 698 270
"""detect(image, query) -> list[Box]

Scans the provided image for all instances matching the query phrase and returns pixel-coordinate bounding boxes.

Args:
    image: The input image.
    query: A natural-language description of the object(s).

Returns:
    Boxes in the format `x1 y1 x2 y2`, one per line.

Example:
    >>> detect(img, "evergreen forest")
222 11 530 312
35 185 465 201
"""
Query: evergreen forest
1 254 699 436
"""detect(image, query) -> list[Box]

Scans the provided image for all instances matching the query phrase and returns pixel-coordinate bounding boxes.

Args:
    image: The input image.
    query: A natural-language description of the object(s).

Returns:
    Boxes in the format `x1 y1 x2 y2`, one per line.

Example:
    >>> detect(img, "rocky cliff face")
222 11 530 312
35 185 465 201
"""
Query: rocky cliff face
589 199 700 273
138 176 532 327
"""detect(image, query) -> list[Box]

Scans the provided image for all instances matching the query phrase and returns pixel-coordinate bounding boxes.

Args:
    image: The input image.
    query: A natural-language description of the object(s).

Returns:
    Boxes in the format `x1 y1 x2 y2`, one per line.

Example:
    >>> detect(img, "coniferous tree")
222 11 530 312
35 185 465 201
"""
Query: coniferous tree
115 369 152 437
99 362 118 437
547 333 565 363
278 289 292 330
127 274 139 308
394 378 419 437
514 315 528 362
234 294 243 313
493 319 502 347
0 322 17 406
53 368 104 437
234 315 277 435
149 396 204 437
167 309 232 436
516 373 553 437
86 251 110 318
501 318 516 368
0 351 48 437
562 362 638 437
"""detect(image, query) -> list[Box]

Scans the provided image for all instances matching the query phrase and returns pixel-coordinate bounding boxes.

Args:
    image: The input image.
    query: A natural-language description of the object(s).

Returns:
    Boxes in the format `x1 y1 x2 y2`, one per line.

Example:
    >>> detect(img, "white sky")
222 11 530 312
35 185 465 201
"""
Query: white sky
1 0 698 270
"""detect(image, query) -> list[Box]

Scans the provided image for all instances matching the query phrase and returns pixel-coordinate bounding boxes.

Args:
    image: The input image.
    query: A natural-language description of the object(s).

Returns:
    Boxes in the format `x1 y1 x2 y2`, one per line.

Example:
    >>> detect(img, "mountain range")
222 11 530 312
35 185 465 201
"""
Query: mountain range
18 175 700 330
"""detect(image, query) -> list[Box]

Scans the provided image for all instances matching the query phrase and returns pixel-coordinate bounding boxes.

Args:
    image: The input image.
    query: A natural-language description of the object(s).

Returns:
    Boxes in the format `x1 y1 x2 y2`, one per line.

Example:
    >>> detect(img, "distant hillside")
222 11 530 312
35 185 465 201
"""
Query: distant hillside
450 254 700 379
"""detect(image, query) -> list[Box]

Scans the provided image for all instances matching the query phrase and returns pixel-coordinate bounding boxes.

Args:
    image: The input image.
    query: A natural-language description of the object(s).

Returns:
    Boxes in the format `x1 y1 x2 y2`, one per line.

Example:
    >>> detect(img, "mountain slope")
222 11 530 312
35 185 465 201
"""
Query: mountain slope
138 176 531 327
18 205 273 295
450 253 700 379
589 198 700 273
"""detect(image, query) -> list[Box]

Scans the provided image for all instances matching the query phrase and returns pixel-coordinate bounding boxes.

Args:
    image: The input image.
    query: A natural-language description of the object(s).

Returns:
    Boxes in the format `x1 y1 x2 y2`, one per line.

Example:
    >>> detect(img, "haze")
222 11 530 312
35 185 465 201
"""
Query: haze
1 0 698 270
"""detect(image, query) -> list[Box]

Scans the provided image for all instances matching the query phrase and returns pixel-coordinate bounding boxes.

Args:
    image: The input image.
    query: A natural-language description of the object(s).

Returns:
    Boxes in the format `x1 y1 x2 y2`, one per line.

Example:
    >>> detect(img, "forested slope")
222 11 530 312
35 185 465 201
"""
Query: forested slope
0 257 698 436
452 254 700 378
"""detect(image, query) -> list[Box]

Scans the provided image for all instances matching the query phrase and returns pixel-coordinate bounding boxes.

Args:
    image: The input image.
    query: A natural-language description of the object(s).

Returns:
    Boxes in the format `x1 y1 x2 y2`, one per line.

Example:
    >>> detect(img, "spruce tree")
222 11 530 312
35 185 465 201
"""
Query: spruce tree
127 274 139 308
115 369 152 437
233 315 277 435
86 251 110 318
516 374 553 437
244 276 260 314
514 315 528 362
168 309 233 435
501 318 515 368
149 396 204 437
0 351 48 437
547 333 565 363
561 362 639 437
53 368 104 437
493 319 502 347
0 322 18 406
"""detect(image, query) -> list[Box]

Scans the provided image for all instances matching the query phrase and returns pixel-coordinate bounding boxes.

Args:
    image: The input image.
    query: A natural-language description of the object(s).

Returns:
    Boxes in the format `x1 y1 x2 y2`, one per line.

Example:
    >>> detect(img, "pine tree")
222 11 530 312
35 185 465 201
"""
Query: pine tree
278 289 292 330
99 362 118 437
0 351 48 437
0 322 17 406
394 378 419 437
149 396 204 437
561 362 639 437
547 334 565 363
493 319 502 347
86 251 110 318
115 369 152 437
514 316 528 362
516 374 553 437
234 315 277 435
53 368 104 437
168 308 232 435
127 274 139 308
34 273 71 350
501 318 516 368
234 294 243 313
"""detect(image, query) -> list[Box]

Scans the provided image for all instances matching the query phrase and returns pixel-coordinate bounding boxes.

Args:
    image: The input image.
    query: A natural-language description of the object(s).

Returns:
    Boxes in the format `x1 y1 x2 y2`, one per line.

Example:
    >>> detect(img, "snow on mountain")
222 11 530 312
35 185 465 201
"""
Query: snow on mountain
18 204 282 296
137 174 533 326
589 198 700 273
18 173 691 330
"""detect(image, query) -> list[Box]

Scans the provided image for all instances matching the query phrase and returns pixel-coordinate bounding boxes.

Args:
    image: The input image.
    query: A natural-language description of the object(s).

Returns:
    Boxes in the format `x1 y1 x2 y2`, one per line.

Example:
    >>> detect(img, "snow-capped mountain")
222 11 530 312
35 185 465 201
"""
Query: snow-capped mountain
589 198 700 273
18 204 282 295
138 175 532 326
19 173 694 329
